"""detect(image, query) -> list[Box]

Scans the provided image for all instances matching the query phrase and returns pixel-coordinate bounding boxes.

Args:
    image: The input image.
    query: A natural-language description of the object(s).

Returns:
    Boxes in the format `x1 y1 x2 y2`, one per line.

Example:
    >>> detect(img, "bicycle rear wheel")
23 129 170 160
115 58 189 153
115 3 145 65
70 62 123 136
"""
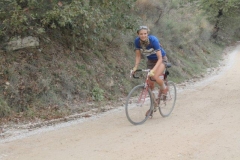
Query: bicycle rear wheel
125 84 153 125
159 81 176 117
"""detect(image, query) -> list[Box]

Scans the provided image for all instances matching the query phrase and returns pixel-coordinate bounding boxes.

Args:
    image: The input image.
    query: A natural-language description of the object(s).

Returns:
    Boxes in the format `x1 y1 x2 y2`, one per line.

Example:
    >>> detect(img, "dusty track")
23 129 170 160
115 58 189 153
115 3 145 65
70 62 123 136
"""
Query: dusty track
0 44 240 160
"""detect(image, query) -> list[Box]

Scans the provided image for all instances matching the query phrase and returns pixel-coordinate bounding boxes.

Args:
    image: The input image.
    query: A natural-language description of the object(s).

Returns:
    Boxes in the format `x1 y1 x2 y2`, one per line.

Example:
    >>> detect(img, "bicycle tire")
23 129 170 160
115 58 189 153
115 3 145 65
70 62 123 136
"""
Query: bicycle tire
125 84 153 125
159 81 177 117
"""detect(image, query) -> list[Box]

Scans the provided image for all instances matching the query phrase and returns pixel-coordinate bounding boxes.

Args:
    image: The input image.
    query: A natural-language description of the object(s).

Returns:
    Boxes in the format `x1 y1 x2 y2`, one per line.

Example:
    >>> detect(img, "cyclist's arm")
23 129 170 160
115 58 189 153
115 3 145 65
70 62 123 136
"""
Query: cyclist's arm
134 49 141 69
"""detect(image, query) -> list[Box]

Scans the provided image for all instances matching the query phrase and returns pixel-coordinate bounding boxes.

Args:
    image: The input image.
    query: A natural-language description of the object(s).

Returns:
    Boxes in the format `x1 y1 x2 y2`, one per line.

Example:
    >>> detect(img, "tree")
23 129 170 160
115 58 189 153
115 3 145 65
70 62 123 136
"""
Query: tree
199 0 240 39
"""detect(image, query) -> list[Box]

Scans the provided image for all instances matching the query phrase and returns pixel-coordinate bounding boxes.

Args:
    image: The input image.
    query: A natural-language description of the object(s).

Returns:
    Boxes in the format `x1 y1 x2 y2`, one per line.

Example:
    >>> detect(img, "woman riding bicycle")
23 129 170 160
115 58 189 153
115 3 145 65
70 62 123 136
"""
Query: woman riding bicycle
132 26 168 94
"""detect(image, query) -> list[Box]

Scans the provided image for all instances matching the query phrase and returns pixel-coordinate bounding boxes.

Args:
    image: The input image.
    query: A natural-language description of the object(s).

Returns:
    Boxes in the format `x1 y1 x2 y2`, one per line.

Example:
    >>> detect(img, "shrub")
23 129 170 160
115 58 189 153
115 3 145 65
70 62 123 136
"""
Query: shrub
0 0 137 48
0 97 10 117
92 86 105 101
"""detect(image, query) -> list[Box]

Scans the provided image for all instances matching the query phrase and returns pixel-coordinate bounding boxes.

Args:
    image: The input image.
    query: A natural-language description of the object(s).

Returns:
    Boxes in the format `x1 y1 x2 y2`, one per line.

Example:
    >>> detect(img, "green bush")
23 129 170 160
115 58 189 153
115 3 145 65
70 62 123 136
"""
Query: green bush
92 86 105 101
0 97 10 117
0 0 137 48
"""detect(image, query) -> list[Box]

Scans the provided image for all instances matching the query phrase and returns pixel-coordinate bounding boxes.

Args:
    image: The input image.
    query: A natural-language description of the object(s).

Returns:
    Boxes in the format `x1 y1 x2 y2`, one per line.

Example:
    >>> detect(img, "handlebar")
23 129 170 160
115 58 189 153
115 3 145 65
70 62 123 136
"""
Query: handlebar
131 69 150 79
130 62 172 80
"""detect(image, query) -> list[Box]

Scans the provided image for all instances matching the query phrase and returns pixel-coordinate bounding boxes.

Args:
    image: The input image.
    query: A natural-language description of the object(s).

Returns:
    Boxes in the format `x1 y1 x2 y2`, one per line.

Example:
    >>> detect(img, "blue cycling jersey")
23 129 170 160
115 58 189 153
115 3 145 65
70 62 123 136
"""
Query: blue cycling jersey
134 35 166 60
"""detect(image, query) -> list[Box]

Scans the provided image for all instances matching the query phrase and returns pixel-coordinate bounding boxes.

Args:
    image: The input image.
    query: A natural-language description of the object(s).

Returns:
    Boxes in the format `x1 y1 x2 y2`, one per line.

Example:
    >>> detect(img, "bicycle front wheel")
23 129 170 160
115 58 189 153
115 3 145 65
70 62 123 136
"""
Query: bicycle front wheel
159 81 177 117
125 84 153 125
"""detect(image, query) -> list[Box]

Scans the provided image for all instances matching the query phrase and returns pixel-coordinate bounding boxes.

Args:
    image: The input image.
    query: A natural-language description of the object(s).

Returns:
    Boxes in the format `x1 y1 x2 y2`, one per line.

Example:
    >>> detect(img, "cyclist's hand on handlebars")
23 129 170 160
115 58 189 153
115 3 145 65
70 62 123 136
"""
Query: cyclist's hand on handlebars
131 66 137 74
132 66 137 72
130 66 137 77
149 70 155 77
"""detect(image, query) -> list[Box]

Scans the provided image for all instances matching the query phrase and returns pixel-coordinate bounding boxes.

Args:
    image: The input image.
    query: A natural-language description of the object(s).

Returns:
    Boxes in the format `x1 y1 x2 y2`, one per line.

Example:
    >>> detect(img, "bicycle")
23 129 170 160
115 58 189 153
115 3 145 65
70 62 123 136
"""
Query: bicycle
125 63 177 125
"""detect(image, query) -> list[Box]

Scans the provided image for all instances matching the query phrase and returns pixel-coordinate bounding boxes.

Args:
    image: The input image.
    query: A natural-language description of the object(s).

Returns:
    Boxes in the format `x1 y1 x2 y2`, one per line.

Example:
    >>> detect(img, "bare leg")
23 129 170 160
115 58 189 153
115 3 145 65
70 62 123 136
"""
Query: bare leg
151 63 166 90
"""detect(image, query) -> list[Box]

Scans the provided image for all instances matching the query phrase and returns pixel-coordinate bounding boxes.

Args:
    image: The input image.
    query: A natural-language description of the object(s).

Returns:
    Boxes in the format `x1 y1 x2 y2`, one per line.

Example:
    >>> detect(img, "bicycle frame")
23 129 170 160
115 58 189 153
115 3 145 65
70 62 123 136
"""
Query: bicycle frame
134 69 151 105
132 69 158 106
132 67 170 107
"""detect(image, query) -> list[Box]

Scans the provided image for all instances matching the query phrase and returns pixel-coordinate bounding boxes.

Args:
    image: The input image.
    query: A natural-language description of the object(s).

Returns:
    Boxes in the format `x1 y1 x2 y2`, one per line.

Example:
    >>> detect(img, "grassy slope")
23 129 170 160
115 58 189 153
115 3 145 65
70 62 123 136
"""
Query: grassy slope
0 1 230 123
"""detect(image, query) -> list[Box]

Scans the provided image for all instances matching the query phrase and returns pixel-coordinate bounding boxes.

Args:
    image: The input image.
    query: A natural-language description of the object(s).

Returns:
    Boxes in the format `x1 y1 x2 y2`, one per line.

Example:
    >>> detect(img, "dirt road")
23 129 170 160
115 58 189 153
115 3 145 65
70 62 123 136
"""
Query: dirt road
1 45 240 160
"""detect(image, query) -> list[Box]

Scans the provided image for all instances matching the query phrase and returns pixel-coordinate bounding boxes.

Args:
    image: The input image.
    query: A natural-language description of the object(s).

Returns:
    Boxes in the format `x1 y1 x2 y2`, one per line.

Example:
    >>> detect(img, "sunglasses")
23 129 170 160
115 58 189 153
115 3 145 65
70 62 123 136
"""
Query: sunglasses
139 26 148 30
137 26 149 33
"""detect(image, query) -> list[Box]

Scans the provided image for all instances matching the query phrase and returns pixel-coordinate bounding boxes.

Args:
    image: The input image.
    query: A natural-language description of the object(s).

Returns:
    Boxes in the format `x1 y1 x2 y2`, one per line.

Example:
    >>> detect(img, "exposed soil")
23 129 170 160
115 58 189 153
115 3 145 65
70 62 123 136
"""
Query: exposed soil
0 43 240 160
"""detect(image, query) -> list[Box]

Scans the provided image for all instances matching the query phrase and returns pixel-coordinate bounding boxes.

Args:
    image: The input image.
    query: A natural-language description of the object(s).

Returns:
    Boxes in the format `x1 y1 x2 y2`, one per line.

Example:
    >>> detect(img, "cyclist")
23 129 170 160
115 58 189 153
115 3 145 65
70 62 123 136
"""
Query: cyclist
132 26 168 95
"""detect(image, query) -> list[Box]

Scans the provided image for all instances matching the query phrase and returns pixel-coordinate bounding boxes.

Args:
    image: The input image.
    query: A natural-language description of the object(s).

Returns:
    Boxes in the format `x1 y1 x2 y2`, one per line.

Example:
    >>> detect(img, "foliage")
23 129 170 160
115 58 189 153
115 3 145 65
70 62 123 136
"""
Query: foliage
0 96 10 117
91 86 105 101
0 0 137 47
197 0 240 40
199 0 240 18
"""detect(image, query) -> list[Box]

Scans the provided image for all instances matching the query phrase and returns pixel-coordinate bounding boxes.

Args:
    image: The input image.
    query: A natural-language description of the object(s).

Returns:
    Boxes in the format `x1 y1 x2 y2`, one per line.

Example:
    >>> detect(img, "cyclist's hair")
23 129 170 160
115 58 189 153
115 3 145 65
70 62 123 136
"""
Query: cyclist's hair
137 26 150 34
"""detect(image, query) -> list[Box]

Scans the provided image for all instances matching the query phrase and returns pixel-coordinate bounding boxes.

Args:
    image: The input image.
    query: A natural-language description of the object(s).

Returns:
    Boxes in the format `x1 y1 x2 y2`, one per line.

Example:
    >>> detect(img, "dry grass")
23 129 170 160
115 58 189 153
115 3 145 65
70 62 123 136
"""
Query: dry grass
0 0 229 122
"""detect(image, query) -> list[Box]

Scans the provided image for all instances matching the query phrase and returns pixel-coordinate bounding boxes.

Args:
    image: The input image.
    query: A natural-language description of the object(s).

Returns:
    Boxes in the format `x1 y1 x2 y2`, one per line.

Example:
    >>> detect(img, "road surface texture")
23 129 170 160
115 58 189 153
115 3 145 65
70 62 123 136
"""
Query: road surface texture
0 44 240 160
